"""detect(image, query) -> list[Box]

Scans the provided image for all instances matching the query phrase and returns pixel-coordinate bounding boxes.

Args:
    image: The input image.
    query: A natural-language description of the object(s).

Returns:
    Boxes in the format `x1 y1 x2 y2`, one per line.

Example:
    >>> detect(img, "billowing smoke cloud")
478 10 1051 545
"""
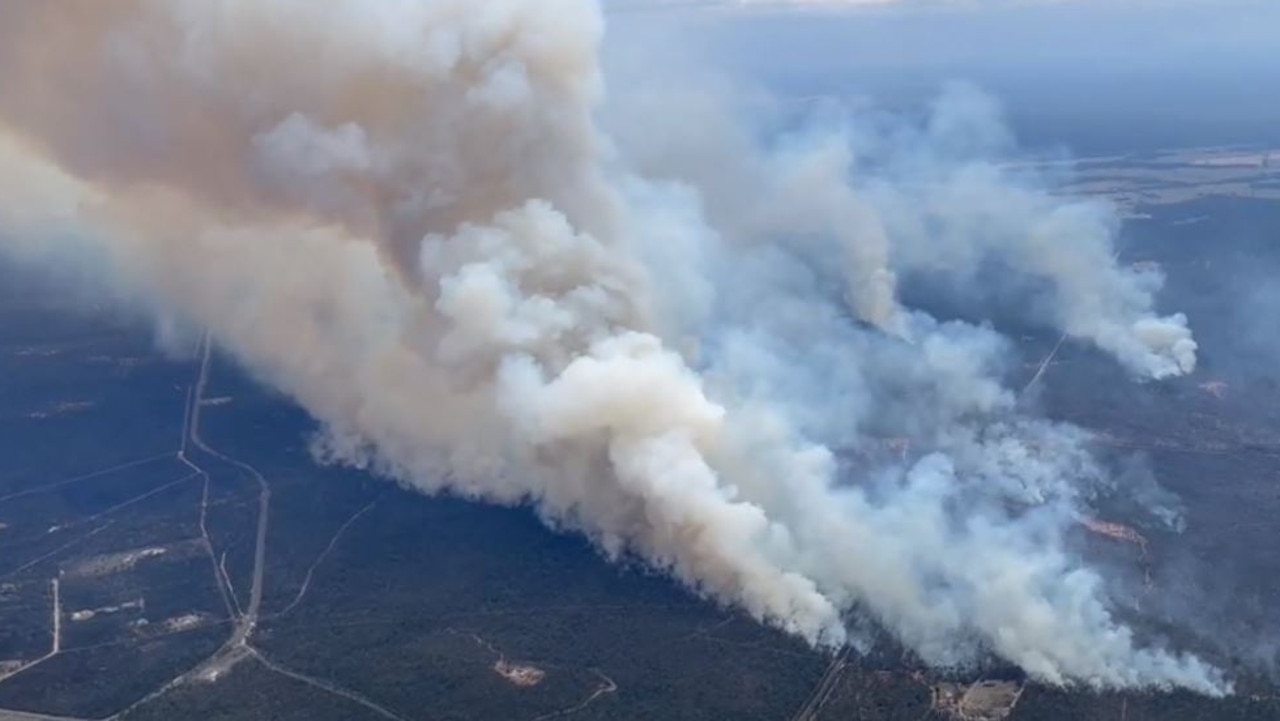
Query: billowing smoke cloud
0 0 1221 693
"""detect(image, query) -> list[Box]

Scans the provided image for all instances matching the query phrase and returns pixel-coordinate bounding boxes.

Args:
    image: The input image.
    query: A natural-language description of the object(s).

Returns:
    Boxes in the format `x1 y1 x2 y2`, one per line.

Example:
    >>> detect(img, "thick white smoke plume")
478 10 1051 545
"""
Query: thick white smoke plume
0 0 1219 693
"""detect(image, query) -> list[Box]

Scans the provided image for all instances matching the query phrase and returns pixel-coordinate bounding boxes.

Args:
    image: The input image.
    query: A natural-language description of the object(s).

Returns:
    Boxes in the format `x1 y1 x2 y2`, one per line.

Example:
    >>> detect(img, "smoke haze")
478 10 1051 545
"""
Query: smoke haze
0 0 1224 693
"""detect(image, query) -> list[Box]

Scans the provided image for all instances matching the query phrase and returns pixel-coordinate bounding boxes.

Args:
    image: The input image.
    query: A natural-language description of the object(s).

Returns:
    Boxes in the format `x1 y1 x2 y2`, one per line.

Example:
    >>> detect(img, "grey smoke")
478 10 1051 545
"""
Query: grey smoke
0 0 1224 694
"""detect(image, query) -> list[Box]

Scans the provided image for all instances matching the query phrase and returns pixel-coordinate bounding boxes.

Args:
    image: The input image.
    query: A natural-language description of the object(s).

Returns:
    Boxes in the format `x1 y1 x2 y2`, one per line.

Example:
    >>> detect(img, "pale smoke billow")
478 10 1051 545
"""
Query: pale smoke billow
0 0 1222 694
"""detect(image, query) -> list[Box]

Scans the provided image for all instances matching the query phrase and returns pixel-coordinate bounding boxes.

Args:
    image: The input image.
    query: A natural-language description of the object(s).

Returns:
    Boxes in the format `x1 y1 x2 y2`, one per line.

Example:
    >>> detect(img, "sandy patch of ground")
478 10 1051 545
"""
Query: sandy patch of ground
12 346 61 358
62 546 168 579
28 400 95 419
493 659 546 687
162 613 209 632
934 679 1023 720
70 598 144 622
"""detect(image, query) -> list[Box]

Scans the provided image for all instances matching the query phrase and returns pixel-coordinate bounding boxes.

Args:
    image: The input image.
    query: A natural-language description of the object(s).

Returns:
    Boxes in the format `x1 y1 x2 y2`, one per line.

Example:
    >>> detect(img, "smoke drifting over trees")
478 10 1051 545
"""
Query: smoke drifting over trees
0 0 1223 694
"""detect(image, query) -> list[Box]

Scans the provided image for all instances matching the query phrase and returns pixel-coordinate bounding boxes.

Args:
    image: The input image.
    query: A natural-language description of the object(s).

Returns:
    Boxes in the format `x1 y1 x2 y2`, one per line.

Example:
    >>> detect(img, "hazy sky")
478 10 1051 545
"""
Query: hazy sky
606 0 1280 151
